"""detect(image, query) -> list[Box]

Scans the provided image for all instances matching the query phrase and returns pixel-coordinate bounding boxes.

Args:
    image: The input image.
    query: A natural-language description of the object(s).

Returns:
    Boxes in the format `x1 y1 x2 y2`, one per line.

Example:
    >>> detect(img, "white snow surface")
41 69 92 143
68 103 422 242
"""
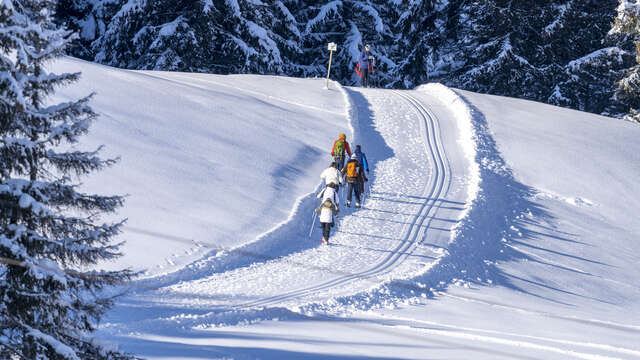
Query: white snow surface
50 57 349 276
49 57 640 359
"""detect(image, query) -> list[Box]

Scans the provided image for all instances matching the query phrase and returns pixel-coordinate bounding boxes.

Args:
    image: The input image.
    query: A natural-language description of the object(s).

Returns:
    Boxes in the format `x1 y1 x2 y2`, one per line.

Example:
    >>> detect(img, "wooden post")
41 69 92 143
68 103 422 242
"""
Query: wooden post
326 42 337 89
326 50 333 88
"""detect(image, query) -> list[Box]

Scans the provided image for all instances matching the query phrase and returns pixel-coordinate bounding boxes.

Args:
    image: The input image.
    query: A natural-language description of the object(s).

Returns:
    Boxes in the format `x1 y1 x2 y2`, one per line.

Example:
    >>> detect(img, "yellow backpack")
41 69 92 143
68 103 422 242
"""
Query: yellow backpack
334 139 345 156
322 199 334 209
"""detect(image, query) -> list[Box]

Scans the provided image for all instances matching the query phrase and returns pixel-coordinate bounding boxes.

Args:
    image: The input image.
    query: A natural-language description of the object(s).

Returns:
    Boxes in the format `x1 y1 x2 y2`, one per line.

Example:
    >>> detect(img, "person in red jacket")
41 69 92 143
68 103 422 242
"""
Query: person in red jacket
331 133 351 171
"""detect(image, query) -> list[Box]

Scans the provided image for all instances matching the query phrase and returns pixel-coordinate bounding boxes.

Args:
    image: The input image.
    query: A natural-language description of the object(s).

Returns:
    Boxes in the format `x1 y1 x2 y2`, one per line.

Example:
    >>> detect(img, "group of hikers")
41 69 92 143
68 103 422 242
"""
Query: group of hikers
310 45 376 245
314 133 369 245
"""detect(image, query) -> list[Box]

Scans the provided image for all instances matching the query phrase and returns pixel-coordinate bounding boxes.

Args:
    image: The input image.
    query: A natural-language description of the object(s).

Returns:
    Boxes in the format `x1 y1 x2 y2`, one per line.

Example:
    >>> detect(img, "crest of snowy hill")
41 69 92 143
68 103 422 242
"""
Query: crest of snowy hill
55 0 640 121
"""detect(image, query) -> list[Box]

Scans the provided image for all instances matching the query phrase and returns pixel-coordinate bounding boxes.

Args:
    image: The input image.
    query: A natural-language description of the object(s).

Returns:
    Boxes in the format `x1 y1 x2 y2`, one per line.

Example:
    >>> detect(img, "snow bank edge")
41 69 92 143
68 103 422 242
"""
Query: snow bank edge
416 83 480 238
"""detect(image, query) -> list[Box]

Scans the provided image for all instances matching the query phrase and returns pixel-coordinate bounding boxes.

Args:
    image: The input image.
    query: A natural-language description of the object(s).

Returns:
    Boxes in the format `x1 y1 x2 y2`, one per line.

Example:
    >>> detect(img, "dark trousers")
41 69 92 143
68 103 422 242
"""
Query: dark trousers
358 171 367 194
361 68 370 87
334 155 346 171
322 222 332 240
347 181 361 204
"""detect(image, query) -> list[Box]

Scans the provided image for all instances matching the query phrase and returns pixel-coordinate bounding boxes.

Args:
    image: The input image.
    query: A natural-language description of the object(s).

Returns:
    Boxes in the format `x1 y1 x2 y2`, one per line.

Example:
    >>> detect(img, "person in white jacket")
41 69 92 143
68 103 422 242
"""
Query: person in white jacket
320 161 343 189
317 181 340 207
316 182 339 244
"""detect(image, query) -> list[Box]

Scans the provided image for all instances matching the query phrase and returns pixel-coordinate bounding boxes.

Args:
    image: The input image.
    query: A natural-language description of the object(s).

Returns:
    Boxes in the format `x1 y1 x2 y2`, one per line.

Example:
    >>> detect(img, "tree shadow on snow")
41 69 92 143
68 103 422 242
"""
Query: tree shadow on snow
343 88 395 163
110 329 438 360
406 95 617 305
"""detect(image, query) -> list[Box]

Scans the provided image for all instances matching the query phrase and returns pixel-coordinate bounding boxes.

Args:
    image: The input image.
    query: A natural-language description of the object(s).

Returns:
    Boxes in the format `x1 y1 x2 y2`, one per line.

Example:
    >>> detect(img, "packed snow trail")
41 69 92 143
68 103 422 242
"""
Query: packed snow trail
226 89 454 309
145 87 465 309
103 87 472 343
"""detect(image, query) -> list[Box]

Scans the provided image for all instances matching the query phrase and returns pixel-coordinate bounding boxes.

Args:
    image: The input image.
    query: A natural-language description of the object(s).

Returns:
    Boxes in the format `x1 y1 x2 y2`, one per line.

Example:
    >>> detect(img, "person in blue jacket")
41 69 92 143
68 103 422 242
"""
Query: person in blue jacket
359 44 374 87
354 145 368 173
354 145 369 194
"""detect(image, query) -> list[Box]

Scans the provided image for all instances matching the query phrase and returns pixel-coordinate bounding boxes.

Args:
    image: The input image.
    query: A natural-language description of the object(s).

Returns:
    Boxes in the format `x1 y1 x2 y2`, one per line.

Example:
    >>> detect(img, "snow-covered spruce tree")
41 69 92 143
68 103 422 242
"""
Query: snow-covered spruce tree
447 1 557 100
53 0 96 59
91 0 300 74
438 0 632 116
389 0 451 88
93 0 205 71
53 0 125 62
548 47 632 115
293 1 349 80
0 1 134 358
611 0 640 122
545 0 635 114
204 0 301 74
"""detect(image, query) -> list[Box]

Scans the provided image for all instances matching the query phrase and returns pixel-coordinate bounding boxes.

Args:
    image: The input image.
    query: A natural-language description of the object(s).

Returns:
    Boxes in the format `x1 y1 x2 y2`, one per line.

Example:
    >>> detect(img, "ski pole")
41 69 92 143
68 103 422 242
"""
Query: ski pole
362 181 367 206
342 179 346 200
366 179 370 202
308 210 318 238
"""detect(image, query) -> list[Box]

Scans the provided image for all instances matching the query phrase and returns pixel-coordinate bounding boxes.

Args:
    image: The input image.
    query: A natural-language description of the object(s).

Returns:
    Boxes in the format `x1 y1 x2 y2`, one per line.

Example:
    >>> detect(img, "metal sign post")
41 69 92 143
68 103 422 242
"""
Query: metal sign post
326 42 337 89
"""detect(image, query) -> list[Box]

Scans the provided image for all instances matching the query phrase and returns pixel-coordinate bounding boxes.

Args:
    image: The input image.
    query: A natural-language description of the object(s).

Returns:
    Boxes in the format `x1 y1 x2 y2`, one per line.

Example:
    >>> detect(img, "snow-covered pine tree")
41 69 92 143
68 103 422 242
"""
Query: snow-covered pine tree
548 46 632 115
54 0 125 63
611 0 640 122
92 0 206 70
290 1 350 80
204 0 301 74
447 1 554 100
545 0 634 115
389 0 449 88
53 0 96 59
0 0 134 358
438 0 633 116
91 0 300 74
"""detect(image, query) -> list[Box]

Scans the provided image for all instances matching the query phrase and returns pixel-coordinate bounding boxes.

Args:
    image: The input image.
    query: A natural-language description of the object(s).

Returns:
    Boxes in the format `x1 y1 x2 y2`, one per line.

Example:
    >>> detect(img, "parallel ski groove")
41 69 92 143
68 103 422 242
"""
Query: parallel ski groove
233 90 452 309
388 90 453 272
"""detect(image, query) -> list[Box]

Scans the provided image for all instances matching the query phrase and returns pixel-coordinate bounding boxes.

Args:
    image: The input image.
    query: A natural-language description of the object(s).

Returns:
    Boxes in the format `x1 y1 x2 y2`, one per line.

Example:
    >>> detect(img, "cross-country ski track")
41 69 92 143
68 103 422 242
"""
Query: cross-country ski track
229 89 454 310
98 84 483 355
121 86 468 311
58 59 638 360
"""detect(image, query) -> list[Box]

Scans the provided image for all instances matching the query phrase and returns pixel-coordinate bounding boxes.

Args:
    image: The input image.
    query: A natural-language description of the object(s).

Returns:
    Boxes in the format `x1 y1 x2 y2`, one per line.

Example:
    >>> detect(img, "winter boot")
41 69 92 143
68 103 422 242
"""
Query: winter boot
321 237 327 245
346 200 351 207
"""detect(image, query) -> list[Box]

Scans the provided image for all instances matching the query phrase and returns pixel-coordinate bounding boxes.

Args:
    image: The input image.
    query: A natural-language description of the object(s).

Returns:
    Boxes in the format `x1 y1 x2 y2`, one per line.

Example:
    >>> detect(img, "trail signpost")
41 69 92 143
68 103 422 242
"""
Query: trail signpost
326 42 337 89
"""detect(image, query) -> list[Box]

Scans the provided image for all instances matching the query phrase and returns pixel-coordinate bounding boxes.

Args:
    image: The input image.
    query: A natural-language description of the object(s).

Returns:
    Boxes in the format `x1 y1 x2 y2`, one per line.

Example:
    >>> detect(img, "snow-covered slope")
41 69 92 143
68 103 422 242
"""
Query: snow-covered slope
51 58 640 359
51 57 349 275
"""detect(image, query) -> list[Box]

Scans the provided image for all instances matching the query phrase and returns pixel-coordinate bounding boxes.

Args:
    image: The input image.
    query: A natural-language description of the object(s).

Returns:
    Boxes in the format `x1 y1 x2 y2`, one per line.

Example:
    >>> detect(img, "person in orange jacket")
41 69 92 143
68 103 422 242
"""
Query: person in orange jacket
331 133 351 171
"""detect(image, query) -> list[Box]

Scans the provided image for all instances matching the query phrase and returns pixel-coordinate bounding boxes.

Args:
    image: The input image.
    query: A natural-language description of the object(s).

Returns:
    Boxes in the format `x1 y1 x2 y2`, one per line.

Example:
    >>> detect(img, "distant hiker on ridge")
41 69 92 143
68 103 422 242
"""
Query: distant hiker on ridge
358 44 375 88
331 133 351 171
